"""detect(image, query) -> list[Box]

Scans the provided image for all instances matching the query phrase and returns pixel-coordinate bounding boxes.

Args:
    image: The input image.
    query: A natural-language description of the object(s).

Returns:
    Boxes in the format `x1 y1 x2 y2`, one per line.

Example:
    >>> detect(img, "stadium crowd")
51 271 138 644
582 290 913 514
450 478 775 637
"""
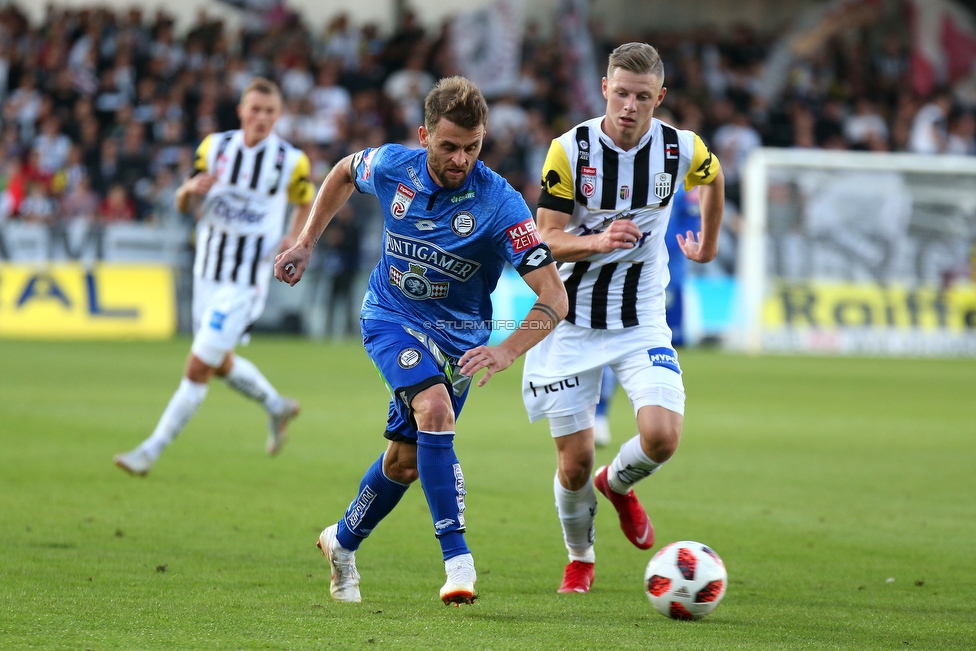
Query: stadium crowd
0 2 974 232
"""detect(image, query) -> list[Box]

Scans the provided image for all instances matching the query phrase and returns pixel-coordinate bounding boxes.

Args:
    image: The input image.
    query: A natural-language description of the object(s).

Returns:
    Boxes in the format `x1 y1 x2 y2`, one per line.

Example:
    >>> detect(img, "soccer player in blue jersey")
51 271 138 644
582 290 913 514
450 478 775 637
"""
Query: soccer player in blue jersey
274 76 568 605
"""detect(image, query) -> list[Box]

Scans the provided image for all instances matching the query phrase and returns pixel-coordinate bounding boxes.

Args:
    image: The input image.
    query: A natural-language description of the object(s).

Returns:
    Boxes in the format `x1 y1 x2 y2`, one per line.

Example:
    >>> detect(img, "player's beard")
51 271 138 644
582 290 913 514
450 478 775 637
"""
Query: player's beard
427 147 469 189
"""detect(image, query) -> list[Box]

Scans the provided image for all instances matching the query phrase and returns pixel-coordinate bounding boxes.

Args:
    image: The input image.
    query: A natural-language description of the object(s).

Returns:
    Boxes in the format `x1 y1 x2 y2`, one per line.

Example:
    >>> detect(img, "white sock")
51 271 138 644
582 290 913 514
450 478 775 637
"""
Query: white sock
140 378 208 461
608 435 663 493
223 355 285 415
554 472 596 563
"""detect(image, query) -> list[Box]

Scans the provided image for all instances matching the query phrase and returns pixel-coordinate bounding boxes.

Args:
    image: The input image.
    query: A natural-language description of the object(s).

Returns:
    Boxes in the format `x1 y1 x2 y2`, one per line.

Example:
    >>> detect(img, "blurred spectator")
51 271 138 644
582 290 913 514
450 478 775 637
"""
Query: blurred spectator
712 109 761 207
947 109 976 156
383 49 435 130
908 90 952 154
61 175 100 218
19 182 57 223
98 183 136 222
33 117 72 177
322 203 361 338
844 97 888 148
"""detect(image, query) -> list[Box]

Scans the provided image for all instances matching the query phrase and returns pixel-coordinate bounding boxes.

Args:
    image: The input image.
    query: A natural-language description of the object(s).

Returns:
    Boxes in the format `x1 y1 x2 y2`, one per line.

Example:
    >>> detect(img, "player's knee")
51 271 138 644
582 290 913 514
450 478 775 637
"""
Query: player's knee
558 449 595 491
411 389 455 432
185 354 218 383
640 424 681 463
560 462 593 491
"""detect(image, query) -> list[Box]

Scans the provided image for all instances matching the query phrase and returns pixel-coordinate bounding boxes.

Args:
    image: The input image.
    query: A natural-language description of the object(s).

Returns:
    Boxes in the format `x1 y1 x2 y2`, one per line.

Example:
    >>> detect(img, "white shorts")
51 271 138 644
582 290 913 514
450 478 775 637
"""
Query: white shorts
522 322 686 434
191 280 262 367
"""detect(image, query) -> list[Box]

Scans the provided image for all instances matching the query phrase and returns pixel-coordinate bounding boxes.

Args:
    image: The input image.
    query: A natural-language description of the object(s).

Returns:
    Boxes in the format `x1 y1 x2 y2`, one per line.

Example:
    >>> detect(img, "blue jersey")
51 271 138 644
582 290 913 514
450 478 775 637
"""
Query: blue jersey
352 144 551 358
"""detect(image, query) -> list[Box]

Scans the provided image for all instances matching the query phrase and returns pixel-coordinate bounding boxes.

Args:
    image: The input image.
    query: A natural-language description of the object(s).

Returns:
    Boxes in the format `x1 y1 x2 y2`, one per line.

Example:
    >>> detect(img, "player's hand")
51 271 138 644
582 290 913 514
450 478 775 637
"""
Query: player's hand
594 219 643 253
459 345 517 387
274 244 311 286
677 230 717 263
187 173 216 195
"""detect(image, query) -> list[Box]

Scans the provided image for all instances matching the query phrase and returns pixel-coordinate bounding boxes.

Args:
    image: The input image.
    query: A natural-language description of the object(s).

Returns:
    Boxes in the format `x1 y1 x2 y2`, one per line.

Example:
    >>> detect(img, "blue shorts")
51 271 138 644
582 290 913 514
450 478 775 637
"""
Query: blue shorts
362 319 473 443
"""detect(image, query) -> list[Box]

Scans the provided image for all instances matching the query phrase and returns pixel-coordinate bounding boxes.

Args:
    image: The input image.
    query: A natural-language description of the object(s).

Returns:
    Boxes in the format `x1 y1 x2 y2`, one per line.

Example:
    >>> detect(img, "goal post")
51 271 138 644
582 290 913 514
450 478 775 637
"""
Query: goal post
731 148 976 356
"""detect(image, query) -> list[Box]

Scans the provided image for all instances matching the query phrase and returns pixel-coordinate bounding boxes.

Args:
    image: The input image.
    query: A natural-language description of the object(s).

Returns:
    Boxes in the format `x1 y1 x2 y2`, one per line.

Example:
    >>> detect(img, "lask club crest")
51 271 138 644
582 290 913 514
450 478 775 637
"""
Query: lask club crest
654 172 673 200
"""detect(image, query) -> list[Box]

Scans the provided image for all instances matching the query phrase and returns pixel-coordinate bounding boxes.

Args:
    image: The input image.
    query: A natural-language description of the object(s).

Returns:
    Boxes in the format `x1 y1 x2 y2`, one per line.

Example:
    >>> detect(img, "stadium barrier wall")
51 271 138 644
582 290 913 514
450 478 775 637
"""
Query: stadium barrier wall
0 263 177 340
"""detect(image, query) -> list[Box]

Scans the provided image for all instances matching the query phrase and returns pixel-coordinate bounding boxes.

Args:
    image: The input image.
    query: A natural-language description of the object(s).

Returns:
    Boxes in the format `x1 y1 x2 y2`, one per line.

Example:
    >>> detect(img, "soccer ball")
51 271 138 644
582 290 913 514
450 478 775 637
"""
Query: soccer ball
644 541 727 620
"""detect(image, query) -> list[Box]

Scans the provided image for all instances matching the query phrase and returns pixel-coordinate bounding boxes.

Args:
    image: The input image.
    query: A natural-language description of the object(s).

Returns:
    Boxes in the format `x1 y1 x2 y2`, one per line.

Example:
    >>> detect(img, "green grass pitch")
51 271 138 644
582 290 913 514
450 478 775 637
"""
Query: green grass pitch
1 338 974 650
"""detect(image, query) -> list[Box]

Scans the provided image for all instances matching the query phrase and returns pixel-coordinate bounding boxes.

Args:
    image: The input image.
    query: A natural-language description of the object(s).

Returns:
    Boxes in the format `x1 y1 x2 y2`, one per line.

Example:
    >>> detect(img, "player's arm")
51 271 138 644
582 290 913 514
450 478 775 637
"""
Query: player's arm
176 134 216 215
535 139 641 262
459 259 567 387
677 135 725 263
274 153 356 286
279 152 316 252
538 207 643 262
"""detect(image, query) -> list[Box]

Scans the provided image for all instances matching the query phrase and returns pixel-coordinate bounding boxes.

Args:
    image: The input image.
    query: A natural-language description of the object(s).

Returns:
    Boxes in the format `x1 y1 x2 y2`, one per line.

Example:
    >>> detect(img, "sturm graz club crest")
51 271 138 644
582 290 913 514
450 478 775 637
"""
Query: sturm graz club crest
451 211 476 236
654 172 673 200
389 263 449 300
397 348 422 369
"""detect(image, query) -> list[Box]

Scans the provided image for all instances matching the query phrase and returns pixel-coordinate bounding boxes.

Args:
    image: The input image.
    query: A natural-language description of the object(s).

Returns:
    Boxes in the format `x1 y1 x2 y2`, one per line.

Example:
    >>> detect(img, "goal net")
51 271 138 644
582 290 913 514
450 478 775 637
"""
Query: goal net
731 148 976 356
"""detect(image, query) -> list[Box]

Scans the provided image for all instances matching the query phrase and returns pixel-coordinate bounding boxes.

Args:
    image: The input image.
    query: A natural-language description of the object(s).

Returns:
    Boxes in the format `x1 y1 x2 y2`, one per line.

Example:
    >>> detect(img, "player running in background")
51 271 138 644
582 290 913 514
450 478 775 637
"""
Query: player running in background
521 43 725 594
114 78 313 476
275 76 567 606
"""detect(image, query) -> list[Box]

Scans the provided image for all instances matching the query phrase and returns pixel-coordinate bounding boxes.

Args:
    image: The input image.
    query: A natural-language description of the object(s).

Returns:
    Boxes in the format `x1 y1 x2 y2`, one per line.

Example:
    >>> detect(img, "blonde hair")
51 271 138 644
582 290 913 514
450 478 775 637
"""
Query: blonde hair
607 42 665 84
240 77 282 103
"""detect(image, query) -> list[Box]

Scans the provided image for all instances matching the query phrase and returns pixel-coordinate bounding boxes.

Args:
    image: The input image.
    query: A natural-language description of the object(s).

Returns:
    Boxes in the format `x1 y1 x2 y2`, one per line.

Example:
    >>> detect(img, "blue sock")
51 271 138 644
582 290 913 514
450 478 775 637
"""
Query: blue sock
596 366 617 416
416 430 470 561
335 453 410 551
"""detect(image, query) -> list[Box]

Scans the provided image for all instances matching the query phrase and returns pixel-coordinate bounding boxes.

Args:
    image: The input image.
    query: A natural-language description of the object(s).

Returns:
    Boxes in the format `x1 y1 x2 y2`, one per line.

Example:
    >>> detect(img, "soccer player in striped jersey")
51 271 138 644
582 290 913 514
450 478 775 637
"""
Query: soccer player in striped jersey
520 43 726 594
114 78 314 476
275 77 567 605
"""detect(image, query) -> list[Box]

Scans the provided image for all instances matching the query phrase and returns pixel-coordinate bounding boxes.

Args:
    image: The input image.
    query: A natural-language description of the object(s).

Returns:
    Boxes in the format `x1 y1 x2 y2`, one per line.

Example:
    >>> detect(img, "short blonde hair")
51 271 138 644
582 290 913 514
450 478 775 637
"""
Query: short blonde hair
607 42 665 85
240 77 282 103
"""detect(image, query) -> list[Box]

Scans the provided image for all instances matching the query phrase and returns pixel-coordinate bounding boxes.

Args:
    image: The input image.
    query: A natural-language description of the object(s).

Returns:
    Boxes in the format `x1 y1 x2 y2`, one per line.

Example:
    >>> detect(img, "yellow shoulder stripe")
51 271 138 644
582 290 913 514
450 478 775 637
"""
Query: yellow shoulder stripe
194 134 213 173
287 152 316 205
540 140 574 201
683 134 721 190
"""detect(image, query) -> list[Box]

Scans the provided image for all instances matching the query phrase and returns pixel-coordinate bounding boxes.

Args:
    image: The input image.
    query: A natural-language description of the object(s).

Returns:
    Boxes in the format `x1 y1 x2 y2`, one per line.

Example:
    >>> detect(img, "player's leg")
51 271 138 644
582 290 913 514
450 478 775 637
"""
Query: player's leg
523 343 603 593
594 365 618 448
114 287 246 474
320 434 416 604
410 381 480 605
597 345 686 550
217 352 300 455
552 420 598 593
113 353 217 476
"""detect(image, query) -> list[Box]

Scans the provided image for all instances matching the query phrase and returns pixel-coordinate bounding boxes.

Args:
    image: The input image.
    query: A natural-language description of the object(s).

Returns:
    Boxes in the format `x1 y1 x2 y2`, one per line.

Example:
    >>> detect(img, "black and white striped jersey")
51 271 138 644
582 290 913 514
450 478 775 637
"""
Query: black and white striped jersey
538 117 720 329
190 130 315 291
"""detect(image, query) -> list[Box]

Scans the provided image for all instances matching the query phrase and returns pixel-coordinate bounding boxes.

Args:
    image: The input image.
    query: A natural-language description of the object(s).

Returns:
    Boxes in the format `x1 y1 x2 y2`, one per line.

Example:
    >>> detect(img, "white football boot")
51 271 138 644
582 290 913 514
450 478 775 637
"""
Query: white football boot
113 448 154 476
593 414 612 448
267 398 300 456
440 553 477 606
317 524 361 603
